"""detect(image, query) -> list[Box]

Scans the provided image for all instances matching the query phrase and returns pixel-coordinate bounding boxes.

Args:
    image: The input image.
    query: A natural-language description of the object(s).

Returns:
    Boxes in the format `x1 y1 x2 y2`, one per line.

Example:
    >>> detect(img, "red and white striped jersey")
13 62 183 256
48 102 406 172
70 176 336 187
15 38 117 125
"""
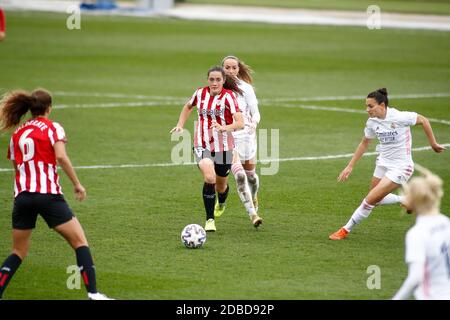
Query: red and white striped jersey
7 117 67 197
189 86 240 152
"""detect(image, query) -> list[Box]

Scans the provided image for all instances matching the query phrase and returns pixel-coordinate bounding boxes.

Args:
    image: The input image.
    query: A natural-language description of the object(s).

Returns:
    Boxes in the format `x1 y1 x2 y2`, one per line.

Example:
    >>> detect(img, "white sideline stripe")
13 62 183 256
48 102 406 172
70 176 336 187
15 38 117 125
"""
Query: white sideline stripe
54 91 184 101
1 144 448 173
55 101 180 109
260 92 450 103
54 91 450 103
274 104 450 126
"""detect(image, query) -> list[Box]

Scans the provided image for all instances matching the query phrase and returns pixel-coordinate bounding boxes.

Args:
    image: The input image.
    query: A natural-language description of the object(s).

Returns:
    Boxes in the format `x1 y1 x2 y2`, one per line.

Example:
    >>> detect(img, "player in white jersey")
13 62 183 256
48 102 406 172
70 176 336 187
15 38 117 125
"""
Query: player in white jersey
219 55 262 228
329 88 445 240
393 166 450 300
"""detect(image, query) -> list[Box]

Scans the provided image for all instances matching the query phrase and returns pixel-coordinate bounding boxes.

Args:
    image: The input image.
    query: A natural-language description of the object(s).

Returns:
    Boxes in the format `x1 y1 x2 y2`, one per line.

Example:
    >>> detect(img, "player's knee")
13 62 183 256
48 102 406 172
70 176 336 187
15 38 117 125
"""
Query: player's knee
204 174 216 184
235 171 246 185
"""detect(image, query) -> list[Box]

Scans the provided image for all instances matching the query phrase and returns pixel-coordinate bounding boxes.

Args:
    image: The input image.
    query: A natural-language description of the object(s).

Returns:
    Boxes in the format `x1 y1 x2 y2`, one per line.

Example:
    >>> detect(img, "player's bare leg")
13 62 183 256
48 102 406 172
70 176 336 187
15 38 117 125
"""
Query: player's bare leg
0 229 31 299
55 218 112 299
330 177 400 240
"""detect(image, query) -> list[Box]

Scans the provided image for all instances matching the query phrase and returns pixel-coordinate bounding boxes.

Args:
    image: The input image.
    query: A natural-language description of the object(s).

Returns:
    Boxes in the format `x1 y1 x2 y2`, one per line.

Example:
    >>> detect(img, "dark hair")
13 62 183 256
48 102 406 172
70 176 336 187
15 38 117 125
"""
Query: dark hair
207 66 243 96
0 89 52 131
367 88 388 107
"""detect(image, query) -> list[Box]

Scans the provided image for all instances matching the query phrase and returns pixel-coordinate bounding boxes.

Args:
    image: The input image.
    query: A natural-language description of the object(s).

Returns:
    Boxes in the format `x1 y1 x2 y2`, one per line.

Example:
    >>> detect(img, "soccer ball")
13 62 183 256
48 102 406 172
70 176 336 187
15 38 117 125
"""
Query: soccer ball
181 224 206 249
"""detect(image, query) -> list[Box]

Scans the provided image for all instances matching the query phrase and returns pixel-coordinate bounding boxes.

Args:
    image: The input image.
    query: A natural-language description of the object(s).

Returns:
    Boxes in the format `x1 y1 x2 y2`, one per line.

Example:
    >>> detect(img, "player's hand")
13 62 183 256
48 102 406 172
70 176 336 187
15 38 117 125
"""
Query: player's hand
431 143 446 153
338 165 353 182
170 126 183 134
74 184 86 202
211 120 226 133
247 122 257 135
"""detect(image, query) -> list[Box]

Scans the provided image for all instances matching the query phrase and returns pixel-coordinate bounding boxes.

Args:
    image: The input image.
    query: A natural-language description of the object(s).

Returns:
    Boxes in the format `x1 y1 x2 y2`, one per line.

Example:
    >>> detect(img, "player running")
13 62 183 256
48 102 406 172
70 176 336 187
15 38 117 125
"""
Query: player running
329 88 445 240
0 89 112 300
393 166 450 300
171 67 244 232
219 55 262 227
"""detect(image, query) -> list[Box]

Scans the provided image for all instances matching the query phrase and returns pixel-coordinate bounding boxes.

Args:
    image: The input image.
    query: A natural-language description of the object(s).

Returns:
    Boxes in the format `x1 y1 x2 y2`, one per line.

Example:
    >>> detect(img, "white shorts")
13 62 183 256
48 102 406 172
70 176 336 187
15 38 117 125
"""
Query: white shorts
233 133 257 162
373 159 414 185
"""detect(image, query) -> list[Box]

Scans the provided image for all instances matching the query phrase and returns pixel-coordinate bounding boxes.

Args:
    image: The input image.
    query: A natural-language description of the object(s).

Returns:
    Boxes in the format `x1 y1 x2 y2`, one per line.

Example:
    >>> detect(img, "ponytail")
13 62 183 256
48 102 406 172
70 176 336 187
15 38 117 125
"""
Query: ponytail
367 87 388 107
0 88 52 131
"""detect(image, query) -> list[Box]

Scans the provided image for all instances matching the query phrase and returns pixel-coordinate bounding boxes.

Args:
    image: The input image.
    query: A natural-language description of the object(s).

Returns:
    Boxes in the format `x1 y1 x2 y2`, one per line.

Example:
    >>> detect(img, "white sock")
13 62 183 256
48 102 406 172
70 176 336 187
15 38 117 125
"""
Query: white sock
232 164 256 216
377 193 402 206
344 199 375 232
245 169 259 200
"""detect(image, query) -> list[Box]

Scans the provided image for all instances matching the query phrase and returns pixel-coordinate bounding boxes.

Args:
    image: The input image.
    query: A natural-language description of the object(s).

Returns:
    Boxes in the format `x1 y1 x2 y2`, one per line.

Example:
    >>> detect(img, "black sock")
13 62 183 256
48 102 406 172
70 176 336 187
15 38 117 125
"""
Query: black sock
203 183 216 220
0 254 22 299
75 246 97 294
218 185 229 205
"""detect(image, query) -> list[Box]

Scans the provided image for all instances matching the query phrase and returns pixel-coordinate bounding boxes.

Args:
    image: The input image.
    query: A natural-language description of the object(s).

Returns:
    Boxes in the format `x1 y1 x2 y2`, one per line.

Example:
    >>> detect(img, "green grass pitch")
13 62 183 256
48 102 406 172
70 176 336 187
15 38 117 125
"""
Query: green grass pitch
0 11 449 299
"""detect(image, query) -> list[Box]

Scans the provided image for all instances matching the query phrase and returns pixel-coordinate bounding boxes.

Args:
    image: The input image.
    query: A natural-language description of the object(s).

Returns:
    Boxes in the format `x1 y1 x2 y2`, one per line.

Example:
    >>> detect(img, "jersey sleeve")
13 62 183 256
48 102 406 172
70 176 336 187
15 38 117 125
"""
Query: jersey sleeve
7 137 14 160
225 92 240 114
405 228 426 264
245 85 260 124
0 9 5 33
397 111 418 126
49 122 67 145
189 89 199 106
364 121 376 139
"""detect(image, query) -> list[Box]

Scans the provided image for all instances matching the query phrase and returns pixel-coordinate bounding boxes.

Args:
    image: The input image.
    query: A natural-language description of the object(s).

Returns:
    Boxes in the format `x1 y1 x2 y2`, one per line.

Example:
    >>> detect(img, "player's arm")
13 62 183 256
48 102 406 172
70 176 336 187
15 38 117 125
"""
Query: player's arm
54 141 86 201
415 115 446 153
170 101 194 133
212 112 244 133
11 160 17 172
338 137 372 182
392 261 423 300
247 86 260 126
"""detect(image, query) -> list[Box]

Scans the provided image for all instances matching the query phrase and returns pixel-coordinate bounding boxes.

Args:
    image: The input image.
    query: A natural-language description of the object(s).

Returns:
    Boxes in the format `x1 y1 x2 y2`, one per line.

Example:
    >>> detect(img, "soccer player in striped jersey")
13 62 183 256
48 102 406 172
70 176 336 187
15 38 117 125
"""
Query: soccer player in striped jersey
221 56 262 227
0 89 112 300
329 88 445 240
393 166 450 300
171 67 245 232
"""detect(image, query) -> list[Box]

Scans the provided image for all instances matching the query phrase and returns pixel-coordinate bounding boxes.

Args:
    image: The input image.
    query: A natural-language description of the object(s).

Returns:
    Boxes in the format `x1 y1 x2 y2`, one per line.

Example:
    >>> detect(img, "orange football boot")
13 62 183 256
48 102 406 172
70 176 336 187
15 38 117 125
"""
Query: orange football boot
329 227 349 240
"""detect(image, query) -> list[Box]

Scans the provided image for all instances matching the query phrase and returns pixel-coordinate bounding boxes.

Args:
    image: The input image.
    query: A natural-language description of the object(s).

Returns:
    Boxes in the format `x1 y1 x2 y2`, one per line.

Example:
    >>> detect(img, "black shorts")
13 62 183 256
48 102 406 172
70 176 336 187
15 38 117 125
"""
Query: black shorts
12 192 75 230
193 148 233 177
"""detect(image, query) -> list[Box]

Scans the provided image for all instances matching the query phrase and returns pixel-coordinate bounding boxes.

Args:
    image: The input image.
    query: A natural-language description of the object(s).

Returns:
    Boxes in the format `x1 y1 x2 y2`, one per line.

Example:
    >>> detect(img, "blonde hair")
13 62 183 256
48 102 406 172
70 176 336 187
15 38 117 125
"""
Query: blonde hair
403 164 444 215
221 55 254 84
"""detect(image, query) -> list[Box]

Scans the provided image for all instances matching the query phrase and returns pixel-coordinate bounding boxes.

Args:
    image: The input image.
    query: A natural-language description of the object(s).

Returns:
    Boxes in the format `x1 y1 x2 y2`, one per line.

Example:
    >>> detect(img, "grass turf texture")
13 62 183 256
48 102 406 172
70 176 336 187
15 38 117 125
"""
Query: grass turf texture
0 11 449 299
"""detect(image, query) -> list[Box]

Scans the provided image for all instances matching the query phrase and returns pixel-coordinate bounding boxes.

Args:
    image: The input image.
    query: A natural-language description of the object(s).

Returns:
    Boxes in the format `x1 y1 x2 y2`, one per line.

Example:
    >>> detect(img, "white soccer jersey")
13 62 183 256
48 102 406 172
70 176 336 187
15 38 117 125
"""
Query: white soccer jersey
364 107 417 164
405 214 450 300
232 79 260 138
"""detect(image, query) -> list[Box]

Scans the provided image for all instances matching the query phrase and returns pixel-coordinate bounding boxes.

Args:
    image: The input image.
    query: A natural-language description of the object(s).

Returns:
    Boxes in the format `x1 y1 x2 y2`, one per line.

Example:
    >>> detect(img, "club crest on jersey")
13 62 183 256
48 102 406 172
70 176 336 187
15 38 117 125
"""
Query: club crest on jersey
390 123 396 129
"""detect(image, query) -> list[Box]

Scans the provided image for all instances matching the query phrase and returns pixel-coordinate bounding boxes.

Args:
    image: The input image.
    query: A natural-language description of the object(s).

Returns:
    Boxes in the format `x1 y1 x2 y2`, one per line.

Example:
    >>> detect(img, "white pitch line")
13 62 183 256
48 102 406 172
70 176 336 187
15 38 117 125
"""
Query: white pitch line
55 101 180 109
54 91 184 101
0 144 447 173
274 104 450 126
260 92 450 103
54 91 450 103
